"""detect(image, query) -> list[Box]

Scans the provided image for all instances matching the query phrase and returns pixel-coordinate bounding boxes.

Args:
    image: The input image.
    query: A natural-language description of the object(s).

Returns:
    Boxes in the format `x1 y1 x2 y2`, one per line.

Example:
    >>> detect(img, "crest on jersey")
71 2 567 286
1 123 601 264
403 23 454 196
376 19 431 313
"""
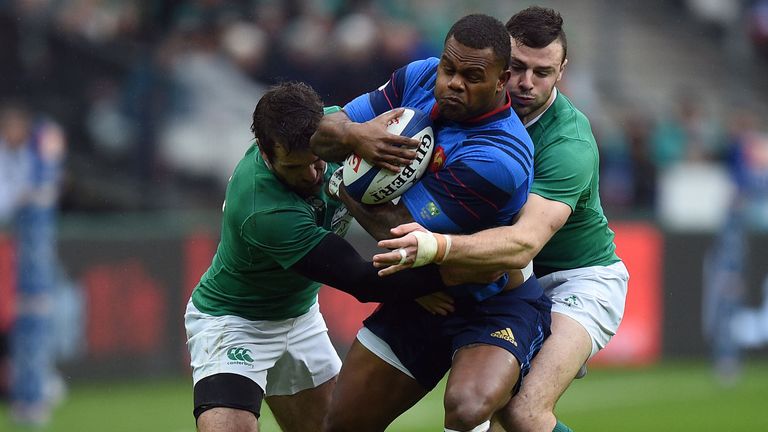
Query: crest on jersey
430 146 446 173
420 202 441 220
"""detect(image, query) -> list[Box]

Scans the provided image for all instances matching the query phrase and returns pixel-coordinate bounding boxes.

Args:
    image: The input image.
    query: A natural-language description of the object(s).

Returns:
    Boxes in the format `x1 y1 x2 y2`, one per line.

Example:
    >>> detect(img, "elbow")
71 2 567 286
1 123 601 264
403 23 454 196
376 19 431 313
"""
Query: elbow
349 286 384 304
506 240 538 269
353 292 375 303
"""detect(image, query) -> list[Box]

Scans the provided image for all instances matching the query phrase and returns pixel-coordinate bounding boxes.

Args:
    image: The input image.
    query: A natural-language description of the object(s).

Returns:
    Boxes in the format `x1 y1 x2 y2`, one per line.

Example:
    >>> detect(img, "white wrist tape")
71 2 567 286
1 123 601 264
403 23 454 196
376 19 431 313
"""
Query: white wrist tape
440 234 452 264
411 231 438 267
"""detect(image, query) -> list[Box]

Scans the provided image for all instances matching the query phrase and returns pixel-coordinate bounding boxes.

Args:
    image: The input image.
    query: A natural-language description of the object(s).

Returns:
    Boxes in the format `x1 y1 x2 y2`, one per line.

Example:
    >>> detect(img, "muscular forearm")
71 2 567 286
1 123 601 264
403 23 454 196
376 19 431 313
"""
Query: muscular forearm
444 225 538 271
292 233 446 302
443 194 569 271
310 112 357 162
340 186 413 241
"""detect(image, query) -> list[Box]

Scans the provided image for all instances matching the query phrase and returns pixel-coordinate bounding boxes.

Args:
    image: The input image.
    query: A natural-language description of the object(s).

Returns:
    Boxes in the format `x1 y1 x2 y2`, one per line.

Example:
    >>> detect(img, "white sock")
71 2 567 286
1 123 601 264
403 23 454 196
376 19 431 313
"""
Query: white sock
444 420 491 432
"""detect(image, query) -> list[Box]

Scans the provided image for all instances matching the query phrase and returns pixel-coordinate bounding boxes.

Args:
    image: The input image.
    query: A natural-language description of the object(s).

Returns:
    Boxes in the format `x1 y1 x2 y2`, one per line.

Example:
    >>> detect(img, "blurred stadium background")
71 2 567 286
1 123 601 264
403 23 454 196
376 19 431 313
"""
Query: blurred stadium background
1 0 768 430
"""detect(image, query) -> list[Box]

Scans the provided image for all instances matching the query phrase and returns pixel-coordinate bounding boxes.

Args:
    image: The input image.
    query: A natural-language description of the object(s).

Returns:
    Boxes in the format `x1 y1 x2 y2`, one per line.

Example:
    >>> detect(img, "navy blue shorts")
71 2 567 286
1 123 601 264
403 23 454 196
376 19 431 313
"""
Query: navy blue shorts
363 276 552 391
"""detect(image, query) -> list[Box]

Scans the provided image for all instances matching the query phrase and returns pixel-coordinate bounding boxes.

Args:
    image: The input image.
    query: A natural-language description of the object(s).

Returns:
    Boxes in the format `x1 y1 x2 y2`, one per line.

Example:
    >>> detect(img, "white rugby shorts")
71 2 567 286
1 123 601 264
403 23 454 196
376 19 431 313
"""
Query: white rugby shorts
541 261 629 357
185 300 341 396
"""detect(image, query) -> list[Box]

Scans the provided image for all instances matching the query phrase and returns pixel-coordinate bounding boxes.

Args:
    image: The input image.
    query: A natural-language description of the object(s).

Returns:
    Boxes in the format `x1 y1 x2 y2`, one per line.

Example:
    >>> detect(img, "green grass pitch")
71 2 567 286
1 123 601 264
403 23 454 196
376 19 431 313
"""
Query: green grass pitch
2 361 767 431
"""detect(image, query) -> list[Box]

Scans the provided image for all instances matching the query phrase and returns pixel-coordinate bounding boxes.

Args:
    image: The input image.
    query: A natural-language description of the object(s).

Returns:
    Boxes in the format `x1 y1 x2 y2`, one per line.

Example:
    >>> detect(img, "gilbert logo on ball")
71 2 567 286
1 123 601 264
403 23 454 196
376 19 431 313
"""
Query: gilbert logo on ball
343 108 435 204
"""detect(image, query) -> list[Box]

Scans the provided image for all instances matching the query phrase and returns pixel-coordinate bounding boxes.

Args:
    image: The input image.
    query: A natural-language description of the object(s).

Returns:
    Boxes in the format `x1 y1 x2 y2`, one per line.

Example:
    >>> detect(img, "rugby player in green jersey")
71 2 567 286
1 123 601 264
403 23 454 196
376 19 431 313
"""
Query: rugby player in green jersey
184 81 452 432
372 7 630 432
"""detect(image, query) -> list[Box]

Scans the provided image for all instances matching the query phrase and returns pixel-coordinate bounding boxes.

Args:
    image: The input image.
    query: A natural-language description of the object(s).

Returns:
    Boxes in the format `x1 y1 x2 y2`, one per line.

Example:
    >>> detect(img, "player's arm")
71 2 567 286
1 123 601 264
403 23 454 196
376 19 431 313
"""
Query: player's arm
310 109 419 172
434 136 593 270
382 194 570 268
446 194 570 268
375 193 571 274
290 232 448 303
376 132 592 275
373 193 571 276
338 183 414 241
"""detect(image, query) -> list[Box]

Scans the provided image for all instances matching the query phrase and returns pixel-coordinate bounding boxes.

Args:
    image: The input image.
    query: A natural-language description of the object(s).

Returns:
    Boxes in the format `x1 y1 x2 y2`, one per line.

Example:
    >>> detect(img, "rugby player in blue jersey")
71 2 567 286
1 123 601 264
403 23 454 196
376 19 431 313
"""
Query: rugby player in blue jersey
311 14 551 432
371 8 630 432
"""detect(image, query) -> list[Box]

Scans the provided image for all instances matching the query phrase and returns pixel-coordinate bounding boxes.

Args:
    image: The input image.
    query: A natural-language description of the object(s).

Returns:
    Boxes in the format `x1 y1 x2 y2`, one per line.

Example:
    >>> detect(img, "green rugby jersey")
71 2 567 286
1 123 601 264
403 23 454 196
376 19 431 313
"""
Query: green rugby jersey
191 144 347 321
526 90 619 269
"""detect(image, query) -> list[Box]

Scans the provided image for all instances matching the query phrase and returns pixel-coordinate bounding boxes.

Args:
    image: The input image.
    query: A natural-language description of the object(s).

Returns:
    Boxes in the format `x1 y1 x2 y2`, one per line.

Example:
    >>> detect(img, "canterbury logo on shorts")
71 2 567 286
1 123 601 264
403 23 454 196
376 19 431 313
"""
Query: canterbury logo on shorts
226 346 254 363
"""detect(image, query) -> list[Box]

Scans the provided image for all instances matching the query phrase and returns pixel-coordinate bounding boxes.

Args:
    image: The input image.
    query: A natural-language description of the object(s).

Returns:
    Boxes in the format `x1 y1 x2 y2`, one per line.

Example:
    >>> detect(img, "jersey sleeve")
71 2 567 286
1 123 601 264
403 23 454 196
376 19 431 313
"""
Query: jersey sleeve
402 144 529 233
343 58 438 122
242 207 330 269
531 137 595 210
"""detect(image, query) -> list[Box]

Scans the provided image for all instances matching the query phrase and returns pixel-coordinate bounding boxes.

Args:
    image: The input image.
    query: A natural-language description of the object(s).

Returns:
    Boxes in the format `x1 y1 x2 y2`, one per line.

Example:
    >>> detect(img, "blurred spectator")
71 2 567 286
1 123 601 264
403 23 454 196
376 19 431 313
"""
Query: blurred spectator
0 102 67 426
748 0 768 59
157 19 266 187
625 113 659 208
0 0 765 215
323 12 385 104
725 107 768 230
651 92 724 168
703 105 768 384
598 109 657 213
685 0 741 38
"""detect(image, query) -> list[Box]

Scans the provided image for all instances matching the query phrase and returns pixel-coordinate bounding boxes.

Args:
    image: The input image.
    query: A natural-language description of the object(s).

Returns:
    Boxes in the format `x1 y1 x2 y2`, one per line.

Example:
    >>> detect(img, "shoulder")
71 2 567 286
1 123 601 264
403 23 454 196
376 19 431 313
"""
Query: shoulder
539 93 595 145
402 57 439 87
226 150 307 219
406 57 439 74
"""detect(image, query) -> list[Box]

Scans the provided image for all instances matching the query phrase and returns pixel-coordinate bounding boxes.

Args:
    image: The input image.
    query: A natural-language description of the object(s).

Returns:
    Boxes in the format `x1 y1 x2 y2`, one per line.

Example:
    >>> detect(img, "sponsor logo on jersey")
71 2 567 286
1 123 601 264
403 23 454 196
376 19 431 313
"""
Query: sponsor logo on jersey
420 201 441 220
430 146 446 173
490 328 518 346
227 346 254 365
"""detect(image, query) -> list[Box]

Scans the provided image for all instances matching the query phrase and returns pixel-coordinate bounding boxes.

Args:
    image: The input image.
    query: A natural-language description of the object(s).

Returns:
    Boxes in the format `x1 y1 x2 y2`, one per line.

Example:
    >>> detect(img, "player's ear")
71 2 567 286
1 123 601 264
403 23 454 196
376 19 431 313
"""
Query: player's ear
557 58 568 82
498 68 512 93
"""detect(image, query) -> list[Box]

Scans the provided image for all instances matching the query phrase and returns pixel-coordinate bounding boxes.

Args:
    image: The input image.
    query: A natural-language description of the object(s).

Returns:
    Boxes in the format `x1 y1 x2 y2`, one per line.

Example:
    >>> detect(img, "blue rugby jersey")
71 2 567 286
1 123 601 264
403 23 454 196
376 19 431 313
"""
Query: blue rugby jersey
344 58 535 301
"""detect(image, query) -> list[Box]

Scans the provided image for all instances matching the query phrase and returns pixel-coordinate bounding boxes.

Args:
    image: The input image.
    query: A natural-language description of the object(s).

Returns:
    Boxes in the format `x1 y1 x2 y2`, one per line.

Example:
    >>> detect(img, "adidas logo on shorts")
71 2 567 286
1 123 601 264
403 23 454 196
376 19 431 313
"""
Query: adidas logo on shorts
490 328 518 346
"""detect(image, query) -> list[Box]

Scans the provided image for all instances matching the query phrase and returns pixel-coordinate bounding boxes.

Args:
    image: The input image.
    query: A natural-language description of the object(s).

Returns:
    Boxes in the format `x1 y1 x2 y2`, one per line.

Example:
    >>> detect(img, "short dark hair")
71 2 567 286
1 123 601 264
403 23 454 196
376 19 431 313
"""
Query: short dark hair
250 81 323 161
506 6 568 62
445 14 511 69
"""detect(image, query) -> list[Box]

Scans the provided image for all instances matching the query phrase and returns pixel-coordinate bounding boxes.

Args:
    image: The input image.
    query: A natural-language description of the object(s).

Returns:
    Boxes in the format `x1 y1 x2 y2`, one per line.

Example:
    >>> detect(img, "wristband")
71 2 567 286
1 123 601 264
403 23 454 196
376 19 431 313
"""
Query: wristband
435 234 452 264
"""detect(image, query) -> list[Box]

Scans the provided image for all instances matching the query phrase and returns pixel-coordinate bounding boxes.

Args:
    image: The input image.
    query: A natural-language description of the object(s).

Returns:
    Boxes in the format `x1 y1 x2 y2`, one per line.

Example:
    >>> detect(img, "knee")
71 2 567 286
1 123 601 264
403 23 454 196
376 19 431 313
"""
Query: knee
444 387 498 431
196 407 257 432
498 396 554 432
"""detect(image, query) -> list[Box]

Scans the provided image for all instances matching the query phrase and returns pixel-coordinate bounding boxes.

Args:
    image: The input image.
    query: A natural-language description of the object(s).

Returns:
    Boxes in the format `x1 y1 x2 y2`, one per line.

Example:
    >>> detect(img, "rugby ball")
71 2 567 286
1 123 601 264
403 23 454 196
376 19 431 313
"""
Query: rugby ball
343 108 435 204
